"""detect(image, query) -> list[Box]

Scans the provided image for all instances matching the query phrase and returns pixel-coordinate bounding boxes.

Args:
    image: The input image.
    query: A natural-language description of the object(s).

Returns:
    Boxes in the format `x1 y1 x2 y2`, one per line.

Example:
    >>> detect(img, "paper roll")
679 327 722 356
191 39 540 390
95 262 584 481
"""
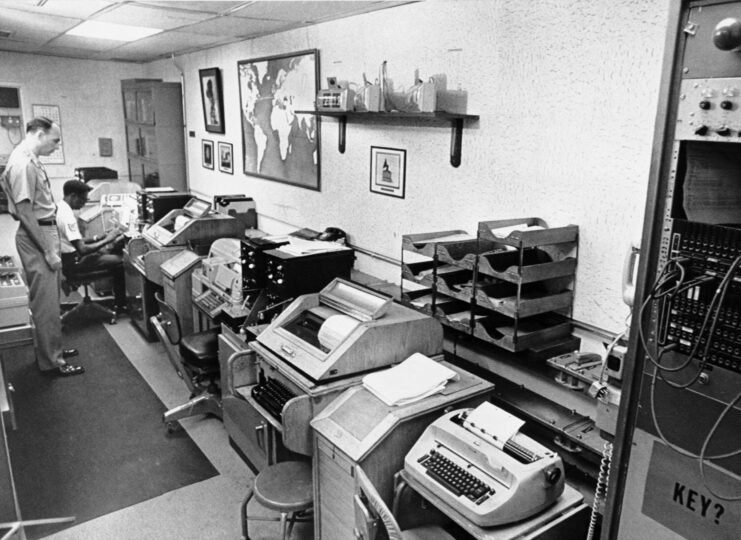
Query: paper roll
318 314 360 351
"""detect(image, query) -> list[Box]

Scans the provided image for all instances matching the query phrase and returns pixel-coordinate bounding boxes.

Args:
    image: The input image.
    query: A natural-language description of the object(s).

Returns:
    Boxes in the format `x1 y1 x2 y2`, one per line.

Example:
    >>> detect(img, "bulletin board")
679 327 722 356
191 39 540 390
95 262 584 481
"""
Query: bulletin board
31 104 64 164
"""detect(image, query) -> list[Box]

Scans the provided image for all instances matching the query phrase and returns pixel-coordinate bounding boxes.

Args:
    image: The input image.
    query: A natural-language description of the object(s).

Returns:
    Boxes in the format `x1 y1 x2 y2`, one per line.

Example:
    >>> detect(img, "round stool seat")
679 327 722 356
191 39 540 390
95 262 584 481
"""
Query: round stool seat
253 461 313 513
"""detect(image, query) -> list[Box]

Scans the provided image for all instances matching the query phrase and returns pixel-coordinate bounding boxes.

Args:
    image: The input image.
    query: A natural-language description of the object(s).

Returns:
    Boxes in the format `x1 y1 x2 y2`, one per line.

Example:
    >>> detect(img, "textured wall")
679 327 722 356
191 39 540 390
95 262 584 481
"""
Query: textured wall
0 51 143 188
148 0 670 333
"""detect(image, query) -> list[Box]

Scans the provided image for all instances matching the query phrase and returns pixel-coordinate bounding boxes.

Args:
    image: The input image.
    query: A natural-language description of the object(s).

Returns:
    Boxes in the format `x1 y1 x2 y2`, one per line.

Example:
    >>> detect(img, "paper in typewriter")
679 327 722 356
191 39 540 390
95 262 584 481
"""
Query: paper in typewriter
362 353 457 406
464 401 524 447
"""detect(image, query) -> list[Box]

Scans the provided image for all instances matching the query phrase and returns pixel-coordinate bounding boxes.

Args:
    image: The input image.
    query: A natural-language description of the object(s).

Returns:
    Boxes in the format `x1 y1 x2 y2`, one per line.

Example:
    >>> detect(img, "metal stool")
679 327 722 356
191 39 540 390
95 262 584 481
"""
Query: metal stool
242 460 313 540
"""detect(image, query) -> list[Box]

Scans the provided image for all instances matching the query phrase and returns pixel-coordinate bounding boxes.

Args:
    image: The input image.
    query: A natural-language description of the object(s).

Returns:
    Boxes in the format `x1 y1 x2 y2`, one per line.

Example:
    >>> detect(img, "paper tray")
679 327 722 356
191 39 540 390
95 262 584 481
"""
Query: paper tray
476 249 577 284
402 230 474 258
477 218 578 248
401 259 436 285
471 312 573 352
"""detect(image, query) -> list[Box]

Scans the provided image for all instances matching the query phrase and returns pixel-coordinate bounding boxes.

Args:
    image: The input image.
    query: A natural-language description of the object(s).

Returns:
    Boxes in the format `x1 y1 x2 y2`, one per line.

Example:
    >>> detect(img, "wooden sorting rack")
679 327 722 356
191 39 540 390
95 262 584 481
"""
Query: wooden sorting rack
401 218 579 353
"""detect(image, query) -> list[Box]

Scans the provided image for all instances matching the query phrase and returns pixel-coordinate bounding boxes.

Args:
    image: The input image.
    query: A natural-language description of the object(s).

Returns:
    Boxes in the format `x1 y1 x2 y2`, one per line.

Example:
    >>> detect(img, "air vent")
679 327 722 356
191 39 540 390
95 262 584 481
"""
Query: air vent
0 31 12 39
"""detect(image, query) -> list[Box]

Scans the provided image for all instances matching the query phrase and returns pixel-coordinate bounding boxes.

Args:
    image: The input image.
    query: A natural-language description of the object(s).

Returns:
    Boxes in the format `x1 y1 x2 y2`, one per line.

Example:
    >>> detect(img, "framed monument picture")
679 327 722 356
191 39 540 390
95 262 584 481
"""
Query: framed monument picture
370 146 406 199
237 49 320 190
218 141 233 174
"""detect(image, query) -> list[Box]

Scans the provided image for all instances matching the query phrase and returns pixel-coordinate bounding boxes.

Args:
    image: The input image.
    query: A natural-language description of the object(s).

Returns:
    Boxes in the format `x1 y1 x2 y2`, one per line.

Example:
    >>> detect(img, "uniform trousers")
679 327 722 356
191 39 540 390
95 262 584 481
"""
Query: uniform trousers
16 224 63 371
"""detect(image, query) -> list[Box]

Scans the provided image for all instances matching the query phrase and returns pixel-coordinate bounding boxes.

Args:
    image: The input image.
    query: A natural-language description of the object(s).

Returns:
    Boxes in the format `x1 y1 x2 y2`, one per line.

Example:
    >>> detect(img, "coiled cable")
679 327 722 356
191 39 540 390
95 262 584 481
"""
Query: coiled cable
586 440 613 540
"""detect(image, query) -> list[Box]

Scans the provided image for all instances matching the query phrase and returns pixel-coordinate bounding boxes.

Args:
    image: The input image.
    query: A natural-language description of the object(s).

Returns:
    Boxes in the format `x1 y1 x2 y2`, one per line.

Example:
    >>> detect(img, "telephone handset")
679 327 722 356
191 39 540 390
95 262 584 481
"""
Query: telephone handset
622 241 641 308
317 227 347 243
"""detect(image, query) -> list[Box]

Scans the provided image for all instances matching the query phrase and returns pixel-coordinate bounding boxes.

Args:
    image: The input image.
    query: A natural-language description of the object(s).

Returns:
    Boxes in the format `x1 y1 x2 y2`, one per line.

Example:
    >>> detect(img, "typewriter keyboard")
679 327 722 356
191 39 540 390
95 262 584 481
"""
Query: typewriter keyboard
251 377 297 420
195 291 224 317
417 449 495 504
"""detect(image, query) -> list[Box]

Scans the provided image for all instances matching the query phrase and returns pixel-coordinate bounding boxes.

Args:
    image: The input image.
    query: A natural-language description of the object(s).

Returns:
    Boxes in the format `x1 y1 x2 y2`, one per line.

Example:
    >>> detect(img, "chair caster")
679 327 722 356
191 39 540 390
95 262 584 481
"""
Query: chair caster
109 317 117 325
166 421 179 434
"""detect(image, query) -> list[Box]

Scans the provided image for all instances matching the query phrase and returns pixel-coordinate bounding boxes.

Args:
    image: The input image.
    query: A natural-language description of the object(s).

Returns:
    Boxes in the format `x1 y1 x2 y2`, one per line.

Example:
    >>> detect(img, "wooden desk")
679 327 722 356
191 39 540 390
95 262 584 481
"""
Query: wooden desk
395 470 589 539
310 369 494 540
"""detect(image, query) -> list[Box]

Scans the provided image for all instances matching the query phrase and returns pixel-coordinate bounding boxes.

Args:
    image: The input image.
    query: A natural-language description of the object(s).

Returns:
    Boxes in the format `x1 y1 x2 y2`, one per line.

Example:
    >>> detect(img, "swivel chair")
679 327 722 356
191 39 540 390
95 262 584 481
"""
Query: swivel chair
353 465 455 540
61 266 117 325
150 292 222 431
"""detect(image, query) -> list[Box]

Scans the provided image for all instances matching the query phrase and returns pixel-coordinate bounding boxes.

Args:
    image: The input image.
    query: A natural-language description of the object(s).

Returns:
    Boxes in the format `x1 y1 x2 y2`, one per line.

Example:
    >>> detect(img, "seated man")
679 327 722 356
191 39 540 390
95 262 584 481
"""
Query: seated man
57 180 127 312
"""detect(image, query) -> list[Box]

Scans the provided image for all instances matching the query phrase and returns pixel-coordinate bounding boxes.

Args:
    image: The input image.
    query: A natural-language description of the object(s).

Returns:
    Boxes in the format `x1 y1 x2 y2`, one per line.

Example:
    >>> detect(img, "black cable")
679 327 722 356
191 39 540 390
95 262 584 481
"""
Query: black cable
649 364 741 460
699 387 741 501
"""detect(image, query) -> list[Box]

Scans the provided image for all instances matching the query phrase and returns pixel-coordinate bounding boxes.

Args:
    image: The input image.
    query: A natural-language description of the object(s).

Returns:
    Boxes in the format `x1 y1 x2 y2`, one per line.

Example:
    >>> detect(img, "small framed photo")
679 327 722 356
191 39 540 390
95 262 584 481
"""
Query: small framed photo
218 141 234 174
202 139 214 169
199 67 225 134
370 146 406 199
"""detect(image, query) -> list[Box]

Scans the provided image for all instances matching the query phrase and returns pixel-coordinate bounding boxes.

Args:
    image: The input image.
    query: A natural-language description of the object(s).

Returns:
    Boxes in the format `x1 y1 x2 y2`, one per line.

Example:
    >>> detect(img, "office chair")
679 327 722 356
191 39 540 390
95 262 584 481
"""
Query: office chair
150 292 222 431
61 266 117 325
353 465 455 540
241 460 313 540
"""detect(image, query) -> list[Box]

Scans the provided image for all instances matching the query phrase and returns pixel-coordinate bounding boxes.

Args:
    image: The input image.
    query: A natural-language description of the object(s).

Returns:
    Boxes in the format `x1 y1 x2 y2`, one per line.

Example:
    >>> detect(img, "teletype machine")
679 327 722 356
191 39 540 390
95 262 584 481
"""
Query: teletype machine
605 3 741 539
226 278 444 470
191 237 260 329
403 402 565 527
124 198 243 340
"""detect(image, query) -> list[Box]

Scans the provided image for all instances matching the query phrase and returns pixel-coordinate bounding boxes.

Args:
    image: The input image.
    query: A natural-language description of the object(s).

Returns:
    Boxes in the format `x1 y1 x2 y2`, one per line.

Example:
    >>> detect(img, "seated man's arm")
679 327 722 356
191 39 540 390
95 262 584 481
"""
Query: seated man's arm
73 228 120 256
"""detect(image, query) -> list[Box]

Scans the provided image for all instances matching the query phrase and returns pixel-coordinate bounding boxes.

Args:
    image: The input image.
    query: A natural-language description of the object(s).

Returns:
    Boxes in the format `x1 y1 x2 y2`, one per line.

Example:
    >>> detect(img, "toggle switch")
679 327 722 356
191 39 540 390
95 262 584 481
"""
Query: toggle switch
694 125 709 135
717 127 732 136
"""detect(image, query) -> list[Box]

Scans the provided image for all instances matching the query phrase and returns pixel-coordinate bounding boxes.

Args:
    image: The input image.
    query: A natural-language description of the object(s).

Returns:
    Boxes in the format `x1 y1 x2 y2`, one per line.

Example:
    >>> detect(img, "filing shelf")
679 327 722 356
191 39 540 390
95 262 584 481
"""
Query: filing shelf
400 218 578 353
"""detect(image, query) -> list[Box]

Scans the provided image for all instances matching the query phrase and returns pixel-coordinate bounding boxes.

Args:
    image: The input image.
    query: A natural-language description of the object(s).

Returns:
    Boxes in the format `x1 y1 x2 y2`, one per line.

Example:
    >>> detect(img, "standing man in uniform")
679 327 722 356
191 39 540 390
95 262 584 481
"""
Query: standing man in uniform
0 117 84 376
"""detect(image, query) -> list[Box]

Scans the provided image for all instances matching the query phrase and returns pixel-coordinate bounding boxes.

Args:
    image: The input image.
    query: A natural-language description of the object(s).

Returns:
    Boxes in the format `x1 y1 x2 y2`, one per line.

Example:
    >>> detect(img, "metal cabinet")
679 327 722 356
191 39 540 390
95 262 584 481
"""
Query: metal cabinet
122 79 186 191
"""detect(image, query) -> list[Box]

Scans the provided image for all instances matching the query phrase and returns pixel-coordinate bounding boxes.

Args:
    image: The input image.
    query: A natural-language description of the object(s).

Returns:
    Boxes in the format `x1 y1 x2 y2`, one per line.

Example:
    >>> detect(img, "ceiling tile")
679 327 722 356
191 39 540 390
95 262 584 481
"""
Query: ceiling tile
182 15 293 38
231 1 376 22
47 33 128 53
92 3 209 30
132 1 247 15
7 0 116 19
0 7 79 44
111 30 226 56
0 37 41 54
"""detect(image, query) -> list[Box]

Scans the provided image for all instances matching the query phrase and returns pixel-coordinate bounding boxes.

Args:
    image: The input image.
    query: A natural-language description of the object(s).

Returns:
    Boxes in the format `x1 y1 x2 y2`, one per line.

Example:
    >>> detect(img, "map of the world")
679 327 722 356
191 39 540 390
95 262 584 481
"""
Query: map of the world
238 50 319 189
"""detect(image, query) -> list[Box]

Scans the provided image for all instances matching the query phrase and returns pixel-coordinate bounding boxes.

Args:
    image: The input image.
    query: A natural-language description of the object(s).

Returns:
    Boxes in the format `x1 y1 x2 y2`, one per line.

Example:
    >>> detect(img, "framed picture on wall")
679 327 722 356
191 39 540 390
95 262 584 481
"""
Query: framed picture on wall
202 139 214 169
199 67 225 134
369 146 406 199
218 142 233 174
237 49 320 190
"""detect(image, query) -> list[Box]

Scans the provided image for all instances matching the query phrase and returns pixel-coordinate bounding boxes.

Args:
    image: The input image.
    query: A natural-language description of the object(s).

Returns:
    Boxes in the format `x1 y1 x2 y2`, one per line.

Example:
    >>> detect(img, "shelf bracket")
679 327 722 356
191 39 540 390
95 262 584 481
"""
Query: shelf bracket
450 118 464 168
338 115 347 154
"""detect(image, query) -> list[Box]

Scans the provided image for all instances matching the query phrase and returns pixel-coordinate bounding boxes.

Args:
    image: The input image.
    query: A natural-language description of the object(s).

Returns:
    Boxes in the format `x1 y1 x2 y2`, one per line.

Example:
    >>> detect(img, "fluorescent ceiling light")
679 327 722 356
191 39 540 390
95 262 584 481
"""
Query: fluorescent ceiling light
66 21 163 42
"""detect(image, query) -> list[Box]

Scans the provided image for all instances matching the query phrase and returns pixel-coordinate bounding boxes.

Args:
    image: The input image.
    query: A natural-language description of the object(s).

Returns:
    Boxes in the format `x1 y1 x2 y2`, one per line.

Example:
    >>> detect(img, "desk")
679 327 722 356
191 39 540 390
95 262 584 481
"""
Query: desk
395 470 589 539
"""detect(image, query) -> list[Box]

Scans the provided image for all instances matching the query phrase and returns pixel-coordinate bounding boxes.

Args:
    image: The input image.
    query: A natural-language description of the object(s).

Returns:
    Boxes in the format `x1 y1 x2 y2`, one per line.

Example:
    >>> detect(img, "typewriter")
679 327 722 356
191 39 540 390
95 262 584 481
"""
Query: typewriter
404 402 564 527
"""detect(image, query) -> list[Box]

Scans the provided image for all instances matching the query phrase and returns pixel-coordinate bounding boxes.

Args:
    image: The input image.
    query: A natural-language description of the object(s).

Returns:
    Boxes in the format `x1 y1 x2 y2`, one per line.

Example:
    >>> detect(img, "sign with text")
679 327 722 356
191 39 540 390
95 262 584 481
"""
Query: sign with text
642 440 740 539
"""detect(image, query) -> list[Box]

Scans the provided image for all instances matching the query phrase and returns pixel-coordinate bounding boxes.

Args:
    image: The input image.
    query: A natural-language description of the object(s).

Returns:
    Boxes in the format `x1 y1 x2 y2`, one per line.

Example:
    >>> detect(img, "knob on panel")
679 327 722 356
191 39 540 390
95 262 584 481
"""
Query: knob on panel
714 17 741 51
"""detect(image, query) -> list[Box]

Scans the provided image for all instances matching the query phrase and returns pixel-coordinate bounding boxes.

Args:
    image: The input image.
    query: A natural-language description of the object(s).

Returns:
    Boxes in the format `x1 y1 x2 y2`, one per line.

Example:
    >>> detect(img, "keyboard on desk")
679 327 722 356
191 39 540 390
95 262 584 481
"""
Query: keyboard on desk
417 448 496 505
195 290 225 317
251 377 297 420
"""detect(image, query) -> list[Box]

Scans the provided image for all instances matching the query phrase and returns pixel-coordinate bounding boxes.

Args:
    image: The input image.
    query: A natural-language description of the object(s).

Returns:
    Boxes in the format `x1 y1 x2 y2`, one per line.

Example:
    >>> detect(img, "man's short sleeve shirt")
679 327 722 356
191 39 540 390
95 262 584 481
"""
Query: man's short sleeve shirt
56 199 80 254
2 142 55 220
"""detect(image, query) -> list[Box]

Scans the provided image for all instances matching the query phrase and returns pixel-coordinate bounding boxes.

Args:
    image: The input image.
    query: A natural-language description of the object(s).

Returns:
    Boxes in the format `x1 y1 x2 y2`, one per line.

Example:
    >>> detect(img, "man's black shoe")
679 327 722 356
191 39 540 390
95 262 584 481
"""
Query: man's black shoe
58 363 85 376
62 348 79 359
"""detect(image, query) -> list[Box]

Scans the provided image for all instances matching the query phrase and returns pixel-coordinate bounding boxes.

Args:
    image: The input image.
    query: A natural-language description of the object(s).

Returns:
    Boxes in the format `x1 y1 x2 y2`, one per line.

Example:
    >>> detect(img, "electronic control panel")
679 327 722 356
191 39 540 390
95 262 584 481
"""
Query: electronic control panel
676 77 741 140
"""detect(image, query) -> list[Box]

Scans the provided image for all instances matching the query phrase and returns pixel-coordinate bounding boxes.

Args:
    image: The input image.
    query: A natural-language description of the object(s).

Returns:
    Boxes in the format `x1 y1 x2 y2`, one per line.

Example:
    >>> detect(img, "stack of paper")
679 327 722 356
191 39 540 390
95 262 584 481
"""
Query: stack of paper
362 353 458 406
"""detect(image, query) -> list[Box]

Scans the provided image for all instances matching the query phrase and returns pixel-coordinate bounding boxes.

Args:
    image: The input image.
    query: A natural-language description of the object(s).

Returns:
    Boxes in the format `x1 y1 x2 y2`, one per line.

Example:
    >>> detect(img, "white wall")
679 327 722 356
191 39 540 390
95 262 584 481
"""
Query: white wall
0 51 143 197
149 0 670 333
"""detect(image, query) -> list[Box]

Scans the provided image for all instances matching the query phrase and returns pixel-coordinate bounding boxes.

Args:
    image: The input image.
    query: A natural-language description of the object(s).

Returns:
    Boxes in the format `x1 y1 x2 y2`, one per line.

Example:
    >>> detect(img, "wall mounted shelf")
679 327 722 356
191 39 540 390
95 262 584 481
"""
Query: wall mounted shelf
296 110 479 167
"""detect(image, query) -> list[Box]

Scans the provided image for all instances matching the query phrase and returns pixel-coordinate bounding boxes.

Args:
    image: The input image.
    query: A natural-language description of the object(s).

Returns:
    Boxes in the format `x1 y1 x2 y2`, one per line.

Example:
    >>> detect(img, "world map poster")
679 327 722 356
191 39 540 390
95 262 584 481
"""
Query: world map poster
238 49 320 190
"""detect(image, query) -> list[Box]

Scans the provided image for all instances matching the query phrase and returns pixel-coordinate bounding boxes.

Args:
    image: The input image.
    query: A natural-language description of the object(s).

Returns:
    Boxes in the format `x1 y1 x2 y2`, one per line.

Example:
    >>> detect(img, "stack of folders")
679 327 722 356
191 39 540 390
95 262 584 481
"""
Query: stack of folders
362 353 458 407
